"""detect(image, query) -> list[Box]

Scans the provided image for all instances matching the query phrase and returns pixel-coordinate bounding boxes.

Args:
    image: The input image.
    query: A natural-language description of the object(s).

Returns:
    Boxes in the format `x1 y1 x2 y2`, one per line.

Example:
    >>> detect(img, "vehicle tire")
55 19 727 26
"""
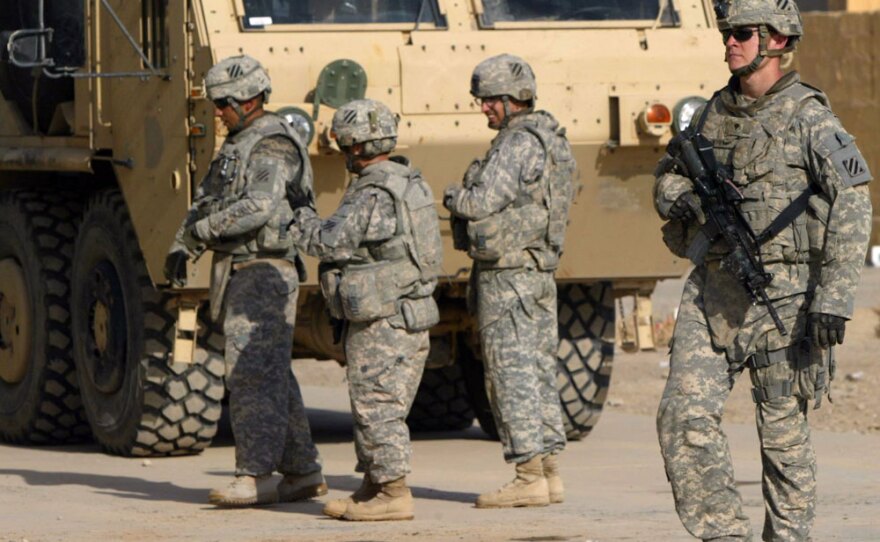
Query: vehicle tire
406 364 475 432
461 282 615 441
556 282 615 440
70 189 225 456
0 190 90 443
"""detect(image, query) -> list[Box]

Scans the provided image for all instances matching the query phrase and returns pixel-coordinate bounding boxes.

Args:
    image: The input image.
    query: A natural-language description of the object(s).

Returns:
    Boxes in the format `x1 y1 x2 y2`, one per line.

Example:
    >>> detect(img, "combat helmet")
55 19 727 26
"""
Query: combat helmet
206 54 272 103
331 99 399 162
205 55 271 132
470 54 537 101
715 0 802 76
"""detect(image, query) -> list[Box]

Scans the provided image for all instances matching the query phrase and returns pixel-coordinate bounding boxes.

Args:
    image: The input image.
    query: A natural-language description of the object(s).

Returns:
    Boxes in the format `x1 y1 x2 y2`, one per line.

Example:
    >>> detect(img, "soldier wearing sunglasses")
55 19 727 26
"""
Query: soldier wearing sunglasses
653 0 872 540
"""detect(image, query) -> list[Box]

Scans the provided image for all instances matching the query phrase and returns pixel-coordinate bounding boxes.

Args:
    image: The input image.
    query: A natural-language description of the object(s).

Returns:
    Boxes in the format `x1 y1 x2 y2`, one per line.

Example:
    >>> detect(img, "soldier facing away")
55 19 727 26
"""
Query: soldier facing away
288 98 442 521
163 54 326 506
654 0 873 540
444 54 575 508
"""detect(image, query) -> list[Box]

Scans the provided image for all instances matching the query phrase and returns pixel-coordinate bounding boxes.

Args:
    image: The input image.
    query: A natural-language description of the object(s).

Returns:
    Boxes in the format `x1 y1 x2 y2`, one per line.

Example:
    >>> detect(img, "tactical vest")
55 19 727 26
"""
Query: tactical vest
700 82 830 265
323 159 442 327
199 112 314 257
466 111 575 270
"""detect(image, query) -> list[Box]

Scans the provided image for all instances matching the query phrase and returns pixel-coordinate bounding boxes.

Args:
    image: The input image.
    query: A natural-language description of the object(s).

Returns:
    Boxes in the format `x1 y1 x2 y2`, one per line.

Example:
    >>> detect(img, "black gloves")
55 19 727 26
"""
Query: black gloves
668 191 704 223
287 184 315 211
809 313 846 349
164 250 189 287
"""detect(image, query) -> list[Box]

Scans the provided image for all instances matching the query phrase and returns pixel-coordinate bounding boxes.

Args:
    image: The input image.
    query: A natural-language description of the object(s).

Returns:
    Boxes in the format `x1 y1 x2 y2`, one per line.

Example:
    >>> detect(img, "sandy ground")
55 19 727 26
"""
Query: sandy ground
1 268 878 542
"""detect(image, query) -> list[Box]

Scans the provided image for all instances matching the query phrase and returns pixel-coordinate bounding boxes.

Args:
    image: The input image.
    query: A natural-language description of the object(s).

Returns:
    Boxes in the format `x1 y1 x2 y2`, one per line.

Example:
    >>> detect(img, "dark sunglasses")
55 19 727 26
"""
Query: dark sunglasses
722 27 758 43
213 97 232 109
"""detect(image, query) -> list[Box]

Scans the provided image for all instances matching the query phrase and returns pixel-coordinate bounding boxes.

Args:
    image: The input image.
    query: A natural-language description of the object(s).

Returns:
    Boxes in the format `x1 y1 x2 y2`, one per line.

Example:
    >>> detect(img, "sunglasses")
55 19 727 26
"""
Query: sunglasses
213 97 232 109
722 27 758 43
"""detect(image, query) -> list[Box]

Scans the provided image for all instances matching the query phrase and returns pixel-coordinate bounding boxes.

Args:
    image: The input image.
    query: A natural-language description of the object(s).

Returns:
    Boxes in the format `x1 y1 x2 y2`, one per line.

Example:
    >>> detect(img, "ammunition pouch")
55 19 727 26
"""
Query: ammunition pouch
467 203 548 265
337 259 421 322
400 295 439 332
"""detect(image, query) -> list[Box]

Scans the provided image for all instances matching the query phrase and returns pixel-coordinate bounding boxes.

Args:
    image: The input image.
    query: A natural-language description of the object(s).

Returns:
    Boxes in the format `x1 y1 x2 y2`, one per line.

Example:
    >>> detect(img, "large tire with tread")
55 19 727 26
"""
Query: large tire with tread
406 364 475 432
0 190 90 443
70 189 225 456
556 282 615 440
461 282 615 441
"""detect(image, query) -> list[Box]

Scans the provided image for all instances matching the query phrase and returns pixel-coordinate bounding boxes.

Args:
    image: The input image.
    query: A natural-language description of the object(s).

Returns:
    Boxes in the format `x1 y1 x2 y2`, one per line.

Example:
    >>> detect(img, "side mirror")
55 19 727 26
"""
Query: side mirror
6 28 55 69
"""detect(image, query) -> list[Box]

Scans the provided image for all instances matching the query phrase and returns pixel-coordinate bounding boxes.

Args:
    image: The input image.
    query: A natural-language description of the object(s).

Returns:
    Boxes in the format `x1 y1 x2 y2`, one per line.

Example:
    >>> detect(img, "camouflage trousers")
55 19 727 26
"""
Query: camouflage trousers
345 316 428 484
477 267 566 464
223 259 322 477
657 267 816 542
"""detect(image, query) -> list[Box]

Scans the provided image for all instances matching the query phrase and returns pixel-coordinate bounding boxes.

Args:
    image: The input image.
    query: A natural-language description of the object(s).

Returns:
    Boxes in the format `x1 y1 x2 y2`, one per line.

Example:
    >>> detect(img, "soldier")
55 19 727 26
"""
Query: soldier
288 99 442 521
654 0 873 540
443 54 575 508
163 55 326 507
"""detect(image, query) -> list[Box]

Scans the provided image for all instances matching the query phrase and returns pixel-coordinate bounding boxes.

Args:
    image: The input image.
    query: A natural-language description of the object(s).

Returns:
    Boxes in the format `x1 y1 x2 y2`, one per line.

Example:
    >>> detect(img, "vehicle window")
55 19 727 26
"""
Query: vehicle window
241 0 447 27
479 0 670 24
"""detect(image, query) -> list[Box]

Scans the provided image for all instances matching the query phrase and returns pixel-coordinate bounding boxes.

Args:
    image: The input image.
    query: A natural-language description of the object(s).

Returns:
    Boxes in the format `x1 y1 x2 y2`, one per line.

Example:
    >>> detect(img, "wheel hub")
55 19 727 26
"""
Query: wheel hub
85 260 127 395
0 258 32 384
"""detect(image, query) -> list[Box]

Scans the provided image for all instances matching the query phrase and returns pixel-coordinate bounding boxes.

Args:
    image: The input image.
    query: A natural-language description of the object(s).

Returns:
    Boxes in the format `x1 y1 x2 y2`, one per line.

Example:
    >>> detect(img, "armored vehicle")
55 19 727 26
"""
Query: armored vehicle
0 0 727 455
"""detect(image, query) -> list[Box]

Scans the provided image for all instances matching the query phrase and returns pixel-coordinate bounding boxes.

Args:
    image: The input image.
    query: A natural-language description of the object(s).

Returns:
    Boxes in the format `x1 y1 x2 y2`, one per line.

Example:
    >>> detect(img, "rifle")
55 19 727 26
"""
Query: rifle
676 128 788 336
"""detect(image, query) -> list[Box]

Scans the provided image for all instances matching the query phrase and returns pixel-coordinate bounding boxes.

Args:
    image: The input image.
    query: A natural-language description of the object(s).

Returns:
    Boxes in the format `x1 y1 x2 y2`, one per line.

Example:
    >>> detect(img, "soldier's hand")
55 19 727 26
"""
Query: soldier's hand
164 250 189 287
182 223 206 254
668 191 705 223
809 313 847 348
288 186 315 211
443 185 459 210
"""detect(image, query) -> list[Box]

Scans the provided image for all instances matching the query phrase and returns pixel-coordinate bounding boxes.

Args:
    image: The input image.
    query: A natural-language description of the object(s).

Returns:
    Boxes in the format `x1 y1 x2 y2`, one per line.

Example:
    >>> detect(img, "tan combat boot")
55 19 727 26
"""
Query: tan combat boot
322 474 379 519
475 456 550 508
208 475 278 507
342 477 414 521
542 454 564 504
277 470 328 502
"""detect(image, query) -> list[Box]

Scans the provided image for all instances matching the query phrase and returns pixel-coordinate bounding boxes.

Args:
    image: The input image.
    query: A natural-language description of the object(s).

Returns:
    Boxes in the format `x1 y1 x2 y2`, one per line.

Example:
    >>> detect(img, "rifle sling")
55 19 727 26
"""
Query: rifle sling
753 185 818 246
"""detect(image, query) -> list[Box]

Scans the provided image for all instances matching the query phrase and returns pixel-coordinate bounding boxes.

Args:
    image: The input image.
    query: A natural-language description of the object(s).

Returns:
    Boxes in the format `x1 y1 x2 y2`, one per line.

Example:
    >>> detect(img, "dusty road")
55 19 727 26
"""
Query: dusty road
2 269 879 542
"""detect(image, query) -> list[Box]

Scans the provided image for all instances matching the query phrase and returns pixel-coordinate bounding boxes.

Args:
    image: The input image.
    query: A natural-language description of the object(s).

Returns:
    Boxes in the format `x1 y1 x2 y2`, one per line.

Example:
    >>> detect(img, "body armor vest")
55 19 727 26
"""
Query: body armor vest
700 81 830 266
466 111 575 270
199 112 313 257
324 159 442 326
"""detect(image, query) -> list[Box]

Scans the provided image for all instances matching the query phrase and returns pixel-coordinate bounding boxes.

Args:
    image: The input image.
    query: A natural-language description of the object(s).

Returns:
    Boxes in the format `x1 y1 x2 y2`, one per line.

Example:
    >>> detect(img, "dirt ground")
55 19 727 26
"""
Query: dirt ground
608 266 880 435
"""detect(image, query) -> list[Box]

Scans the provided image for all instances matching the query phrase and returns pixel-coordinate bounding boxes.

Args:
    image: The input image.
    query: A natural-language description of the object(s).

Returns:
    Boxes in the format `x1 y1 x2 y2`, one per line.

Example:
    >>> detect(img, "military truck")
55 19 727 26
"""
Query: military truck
0 0 728 456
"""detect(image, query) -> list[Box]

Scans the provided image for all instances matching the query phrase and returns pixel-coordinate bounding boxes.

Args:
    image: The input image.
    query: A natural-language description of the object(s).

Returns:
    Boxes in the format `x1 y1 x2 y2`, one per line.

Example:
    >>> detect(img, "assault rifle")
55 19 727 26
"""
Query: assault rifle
676 128 788 336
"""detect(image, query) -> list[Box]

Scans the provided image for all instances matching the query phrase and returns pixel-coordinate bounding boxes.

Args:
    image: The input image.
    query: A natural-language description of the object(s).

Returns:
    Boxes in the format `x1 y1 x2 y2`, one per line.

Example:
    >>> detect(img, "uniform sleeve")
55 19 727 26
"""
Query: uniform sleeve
654 172 694 219
799 103 873 318
289 187 396 262
446 130 545 220
193 135 301 241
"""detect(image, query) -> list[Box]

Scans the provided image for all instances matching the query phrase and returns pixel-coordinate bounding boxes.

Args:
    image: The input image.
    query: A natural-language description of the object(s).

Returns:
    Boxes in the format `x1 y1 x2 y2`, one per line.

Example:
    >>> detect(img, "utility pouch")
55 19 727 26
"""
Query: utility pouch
338 263 398 322
319 267 344 319
400 296 439 332
467 214 504 261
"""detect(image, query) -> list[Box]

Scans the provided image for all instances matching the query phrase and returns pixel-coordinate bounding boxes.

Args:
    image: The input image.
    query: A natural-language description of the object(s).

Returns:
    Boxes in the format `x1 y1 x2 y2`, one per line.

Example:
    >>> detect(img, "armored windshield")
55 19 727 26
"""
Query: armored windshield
479 0 675 25
241 0 446 27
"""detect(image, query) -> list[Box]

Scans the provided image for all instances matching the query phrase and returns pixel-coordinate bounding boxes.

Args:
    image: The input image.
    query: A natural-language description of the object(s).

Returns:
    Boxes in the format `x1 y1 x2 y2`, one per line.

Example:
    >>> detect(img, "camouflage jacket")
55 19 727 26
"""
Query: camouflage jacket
173 112 313 261
445 110 573 270
655 72 872 335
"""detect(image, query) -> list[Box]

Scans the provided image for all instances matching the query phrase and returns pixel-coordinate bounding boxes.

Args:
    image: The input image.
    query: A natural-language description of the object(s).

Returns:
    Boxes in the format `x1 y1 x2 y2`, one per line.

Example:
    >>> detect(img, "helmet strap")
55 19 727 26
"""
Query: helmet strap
229 94 265 133
730 24 769 77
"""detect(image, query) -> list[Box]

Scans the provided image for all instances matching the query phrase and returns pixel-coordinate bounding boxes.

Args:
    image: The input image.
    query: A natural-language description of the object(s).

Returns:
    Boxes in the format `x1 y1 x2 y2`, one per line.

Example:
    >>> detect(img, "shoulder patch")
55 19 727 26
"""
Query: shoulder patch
820 131 872 187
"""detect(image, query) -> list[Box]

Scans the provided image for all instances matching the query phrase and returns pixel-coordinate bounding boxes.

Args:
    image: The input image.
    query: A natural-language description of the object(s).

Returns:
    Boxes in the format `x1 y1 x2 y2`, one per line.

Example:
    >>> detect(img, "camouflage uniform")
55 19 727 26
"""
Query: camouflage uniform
655 71 873 542
168 56 321 481
446 110 569 463
291 156 434 483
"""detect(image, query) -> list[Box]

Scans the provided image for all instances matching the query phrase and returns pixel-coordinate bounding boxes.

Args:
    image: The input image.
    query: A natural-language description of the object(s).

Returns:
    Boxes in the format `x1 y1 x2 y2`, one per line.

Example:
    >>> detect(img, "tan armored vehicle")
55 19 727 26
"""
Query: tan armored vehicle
0 0 728 455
